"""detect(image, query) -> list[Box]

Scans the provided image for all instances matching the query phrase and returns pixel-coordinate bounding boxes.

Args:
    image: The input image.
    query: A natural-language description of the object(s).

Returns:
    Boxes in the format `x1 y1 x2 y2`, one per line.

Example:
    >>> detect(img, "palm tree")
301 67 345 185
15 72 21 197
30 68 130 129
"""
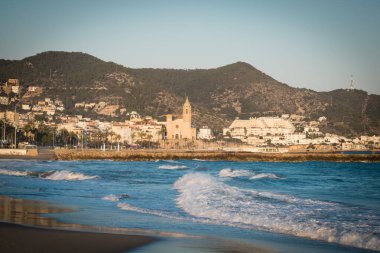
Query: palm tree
146 134 153 149
109 131 115 144
159 125 166 140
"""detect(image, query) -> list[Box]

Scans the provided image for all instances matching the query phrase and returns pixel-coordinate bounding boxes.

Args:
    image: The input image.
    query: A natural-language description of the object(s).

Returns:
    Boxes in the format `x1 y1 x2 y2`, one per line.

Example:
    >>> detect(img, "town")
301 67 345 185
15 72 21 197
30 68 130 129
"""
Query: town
0 78 379 153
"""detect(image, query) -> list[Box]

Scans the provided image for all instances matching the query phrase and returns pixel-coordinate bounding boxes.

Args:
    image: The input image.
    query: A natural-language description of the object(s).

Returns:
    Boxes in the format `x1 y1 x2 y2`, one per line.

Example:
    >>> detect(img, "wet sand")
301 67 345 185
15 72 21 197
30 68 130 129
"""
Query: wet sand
0 222 156 253
0 196 156 253
0 195 272 253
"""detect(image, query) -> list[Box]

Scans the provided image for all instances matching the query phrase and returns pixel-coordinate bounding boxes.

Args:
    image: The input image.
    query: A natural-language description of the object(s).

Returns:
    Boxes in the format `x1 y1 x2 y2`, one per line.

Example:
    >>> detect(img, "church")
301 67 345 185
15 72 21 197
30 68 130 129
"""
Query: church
165 97 196 140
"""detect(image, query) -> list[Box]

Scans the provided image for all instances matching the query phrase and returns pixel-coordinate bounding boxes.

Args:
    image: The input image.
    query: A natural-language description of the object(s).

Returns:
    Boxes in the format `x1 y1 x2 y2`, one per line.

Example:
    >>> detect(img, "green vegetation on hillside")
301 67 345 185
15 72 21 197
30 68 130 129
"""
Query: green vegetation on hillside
0 51 378 136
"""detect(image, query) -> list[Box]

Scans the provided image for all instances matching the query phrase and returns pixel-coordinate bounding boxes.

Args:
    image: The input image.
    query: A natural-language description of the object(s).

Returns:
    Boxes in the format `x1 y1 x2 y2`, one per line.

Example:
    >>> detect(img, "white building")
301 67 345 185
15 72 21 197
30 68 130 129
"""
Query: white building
224 117 295 141
197 127 214 140
111 123 132 144
131 124 163 143
21 104 31 110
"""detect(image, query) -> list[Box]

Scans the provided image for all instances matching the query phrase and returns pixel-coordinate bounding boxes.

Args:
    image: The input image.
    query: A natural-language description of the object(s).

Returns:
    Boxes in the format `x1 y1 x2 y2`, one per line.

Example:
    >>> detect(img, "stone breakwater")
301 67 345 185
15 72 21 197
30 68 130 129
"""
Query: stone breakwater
54 149 380 162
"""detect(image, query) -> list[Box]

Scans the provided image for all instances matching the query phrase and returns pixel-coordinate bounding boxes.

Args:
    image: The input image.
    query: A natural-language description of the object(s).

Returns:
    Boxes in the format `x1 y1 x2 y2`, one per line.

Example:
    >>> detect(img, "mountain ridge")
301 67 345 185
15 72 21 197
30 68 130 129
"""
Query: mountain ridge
0 51 379 136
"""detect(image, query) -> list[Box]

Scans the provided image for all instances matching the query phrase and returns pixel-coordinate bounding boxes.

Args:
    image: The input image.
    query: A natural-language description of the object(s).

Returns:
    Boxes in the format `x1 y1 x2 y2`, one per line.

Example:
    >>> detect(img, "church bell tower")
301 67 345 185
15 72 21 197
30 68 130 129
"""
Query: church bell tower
183 96 191 124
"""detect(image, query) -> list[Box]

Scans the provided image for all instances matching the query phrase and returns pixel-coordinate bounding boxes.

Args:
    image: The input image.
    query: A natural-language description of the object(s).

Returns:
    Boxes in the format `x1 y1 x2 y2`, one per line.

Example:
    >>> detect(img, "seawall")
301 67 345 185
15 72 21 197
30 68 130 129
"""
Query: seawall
54 149 380 162
0 149 37 156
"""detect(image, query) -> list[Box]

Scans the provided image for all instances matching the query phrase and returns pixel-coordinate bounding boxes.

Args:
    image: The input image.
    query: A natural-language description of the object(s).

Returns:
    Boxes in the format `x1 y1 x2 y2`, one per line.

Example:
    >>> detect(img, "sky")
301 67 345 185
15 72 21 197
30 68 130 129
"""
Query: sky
0 0 379 94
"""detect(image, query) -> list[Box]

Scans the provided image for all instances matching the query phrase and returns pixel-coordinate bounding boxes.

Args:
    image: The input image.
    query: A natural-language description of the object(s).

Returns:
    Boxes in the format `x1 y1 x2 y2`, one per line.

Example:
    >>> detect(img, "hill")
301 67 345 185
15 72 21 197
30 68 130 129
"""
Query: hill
0 51 379 136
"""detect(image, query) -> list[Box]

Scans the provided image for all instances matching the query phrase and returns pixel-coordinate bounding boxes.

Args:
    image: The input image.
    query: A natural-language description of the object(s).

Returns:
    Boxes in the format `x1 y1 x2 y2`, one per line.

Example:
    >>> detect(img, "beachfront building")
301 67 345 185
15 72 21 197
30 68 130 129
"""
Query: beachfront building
165 97 196 140
197 126 214 140
111 122 132 144
223 117 295 142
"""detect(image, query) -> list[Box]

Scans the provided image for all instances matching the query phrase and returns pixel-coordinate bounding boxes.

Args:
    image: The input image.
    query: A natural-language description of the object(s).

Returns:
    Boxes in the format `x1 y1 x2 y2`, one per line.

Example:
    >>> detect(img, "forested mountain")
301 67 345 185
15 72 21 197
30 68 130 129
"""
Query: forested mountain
0 51 379 136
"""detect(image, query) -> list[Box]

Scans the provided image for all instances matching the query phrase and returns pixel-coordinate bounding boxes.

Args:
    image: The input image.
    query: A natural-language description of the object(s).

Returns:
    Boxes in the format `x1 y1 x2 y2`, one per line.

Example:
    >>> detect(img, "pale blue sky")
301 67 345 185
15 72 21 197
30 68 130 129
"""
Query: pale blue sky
1 0 379 94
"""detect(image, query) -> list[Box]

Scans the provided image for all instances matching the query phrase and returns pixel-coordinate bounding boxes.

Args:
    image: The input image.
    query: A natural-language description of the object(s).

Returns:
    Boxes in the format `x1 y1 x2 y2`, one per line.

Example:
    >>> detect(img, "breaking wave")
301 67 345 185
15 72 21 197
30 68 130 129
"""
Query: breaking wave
42 170 98 181
173 173 380 251
102 194 130 202
158 165 188 170
219 168 253 178
0 169 29 176
250 173 281 180
219 168 281 180
0 169 97 181
193 158 207 162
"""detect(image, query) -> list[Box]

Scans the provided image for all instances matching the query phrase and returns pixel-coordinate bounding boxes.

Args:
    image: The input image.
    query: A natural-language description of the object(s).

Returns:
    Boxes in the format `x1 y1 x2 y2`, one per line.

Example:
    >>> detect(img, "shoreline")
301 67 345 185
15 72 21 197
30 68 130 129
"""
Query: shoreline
53 149 380 162
0 195 271 253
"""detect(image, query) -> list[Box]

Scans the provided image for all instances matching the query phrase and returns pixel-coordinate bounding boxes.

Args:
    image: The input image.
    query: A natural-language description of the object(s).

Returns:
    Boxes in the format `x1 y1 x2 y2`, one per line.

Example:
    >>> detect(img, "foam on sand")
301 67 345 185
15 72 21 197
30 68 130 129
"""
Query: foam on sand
158 165 188 170
173 173 380 251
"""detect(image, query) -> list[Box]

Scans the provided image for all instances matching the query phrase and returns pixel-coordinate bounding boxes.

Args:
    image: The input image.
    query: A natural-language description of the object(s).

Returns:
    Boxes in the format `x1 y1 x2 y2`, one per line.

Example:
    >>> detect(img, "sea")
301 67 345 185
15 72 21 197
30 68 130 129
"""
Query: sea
0 159 379 253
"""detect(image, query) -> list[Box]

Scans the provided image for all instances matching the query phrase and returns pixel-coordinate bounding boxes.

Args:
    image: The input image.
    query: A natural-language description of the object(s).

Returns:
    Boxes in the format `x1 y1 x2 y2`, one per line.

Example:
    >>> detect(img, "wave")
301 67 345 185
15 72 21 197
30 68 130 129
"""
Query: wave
102 194 130 202
117 203 187 221
250 173 281 180
219 168 253 178
0 169 97 181
42 170 98 181
173 173 380 251
158 165 188 170
219 168 281 180
102 194 120 202
0 169 29 176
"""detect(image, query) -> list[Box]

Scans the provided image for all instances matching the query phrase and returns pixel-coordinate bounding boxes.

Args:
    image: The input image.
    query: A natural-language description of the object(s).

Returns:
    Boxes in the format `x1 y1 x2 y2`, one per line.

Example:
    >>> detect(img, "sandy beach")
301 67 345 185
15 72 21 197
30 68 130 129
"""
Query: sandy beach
0 222 156 253
0 196 156 253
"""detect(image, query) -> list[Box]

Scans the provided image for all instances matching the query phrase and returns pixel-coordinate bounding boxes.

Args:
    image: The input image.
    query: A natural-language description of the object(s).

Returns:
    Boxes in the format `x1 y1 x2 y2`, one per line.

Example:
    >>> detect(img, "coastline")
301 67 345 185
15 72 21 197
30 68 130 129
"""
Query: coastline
0 195 271 253
53 149 380 162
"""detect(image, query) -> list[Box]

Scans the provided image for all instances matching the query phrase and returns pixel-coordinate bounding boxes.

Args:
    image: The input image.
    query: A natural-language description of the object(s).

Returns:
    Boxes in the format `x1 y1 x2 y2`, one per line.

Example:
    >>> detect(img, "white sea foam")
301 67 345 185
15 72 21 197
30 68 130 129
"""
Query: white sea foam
0 169 29 176
42 170 98 181
158 165 188 170
117 203 187 221
102 194 120 202
250 173 281 180
193 158 206 162
0 169 97 181
219 168 253 178
219 168 281 180
173 173 380 251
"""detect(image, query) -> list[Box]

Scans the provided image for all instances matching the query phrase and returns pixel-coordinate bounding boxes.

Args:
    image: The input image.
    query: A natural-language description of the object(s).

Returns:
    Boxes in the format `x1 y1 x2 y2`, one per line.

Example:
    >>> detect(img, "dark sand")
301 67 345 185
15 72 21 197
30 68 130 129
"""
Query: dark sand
0 196 156 253
0 222 156 253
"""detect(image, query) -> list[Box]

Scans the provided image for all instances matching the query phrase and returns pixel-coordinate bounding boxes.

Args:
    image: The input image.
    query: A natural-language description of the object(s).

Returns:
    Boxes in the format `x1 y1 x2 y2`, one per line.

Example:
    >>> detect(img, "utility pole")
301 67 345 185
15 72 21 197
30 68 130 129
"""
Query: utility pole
14 106 17 149
52 129 55 148
2 120 5 142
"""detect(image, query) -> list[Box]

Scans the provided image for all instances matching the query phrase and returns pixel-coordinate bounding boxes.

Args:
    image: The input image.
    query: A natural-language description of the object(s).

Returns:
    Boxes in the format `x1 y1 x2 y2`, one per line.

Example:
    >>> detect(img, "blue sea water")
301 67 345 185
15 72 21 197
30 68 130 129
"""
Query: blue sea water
0 159 379 252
